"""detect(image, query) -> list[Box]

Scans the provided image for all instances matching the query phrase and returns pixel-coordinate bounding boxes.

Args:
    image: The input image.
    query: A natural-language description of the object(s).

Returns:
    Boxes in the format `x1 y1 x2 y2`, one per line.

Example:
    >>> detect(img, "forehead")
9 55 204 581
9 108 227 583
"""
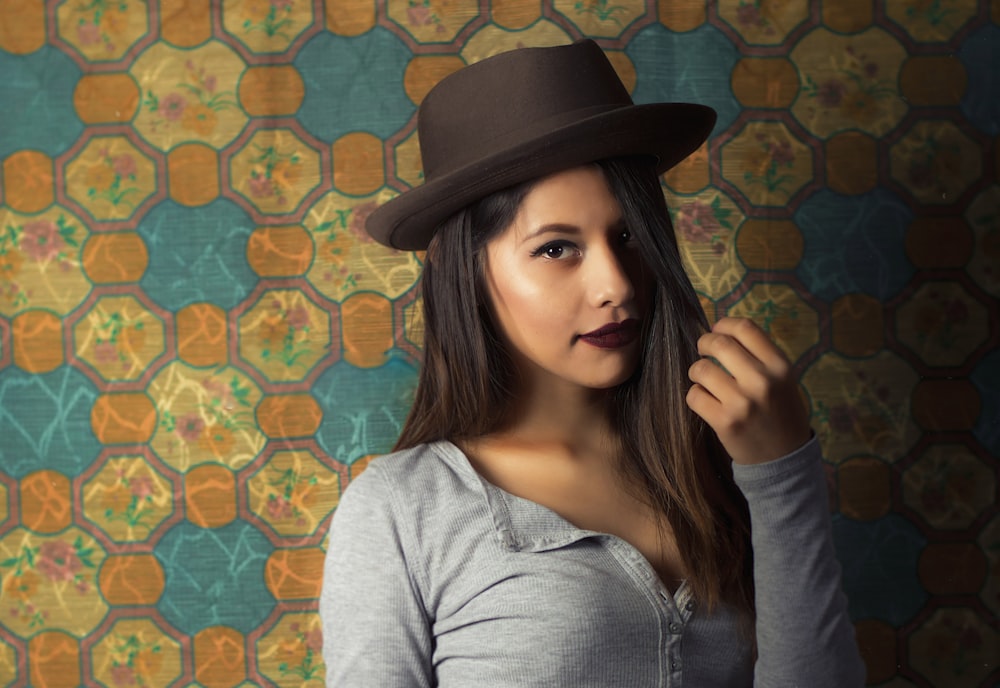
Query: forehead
506 165 623 238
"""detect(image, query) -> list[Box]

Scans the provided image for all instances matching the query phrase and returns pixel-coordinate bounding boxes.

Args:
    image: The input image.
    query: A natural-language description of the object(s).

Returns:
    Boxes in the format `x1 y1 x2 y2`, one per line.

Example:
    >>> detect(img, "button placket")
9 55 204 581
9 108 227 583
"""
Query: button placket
601 538 682 685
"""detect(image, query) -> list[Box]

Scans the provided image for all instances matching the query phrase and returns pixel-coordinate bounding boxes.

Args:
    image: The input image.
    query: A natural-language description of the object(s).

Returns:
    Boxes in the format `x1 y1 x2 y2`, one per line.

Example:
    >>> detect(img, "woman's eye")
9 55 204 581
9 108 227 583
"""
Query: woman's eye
532 242 574 259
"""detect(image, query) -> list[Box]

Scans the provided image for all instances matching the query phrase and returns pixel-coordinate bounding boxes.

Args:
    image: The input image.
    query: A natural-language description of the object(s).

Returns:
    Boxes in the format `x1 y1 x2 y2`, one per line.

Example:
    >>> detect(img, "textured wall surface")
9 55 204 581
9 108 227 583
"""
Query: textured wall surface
0 0 997 686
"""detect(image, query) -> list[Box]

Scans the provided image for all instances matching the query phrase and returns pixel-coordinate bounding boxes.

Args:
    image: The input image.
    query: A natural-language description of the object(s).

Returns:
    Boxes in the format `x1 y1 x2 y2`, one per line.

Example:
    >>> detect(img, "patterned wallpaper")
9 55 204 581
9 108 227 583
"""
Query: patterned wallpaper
0 0 997 686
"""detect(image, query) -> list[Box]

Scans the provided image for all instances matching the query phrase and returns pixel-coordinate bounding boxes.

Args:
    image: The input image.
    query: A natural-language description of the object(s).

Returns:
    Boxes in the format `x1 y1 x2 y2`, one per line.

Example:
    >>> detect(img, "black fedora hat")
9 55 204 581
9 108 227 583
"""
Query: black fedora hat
366 39 716 250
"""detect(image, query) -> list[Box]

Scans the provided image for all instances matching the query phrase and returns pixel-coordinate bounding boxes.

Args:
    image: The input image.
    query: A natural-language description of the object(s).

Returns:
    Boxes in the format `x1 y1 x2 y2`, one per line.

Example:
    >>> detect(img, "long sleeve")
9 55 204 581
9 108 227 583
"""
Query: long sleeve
320 464 435 688
732 437 866 688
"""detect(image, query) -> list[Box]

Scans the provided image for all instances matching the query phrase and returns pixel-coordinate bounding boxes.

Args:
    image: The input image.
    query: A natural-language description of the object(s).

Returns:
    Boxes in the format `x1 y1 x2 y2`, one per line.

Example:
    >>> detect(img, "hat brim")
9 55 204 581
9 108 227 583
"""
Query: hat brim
367 102 715 250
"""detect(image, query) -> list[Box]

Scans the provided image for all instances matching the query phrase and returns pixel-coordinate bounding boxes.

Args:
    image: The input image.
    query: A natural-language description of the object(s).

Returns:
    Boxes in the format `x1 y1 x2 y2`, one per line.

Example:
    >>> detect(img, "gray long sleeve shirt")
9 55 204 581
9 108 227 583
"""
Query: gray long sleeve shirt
320 437 865 687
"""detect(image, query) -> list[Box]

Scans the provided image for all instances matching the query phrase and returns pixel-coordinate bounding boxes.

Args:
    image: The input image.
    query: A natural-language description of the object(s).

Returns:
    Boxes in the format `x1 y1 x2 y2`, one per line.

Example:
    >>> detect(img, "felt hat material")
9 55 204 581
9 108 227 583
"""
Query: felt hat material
365 39 716 250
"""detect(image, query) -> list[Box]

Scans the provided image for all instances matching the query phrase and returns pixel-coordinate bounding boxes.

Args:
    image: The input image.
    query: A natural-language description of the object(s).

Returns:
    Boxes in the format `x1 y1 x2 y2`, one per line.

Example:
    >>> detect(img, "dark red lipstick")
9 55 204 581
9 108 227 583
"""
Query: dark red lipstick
578 319 640 349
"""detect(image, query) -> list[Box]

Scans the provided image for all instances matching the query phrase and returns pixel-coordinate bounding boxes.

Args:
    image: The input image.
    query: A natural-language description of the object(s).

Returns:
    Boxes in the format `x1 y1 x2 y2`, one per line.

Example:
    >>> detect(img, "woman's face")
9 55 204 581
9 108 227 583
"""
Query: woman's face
482 165 649 394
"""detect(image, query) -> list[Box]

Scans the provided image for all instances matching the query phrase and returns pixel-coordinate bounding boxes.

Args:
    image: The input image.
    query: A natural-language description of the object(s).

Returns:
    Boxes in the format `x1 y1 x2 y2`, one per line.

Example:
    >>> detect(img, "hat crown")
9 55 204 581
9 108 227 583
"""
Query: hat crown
418 41 633 180
365 39 716 250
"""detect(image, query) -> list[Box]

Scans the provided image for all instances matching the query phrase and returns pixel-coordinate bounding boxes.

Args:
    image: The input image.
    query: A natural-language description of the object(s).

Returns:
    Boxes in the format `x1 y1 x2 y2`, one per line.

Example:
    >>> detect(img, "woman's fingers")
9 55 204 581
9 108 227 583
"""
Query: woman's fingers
707 316 790 375
686 317 810 465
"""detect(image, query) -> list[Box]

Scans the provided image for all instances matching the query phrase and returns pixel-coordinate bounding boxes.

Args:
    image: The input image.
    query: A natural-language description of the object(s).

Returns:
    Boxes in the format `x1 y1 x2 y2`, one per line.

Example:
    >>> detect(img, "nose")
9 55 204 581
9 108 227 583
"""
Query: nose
586 243 635 308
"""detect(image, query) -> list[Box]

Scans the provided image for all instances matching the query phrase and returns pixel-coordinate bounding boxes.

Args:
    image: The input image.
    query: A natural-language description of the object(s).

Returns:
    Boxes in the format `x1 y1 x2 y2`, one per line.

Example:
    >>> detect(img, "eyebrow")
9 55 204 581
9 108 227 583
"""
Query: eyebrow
520 218 626 244
521 223 579 243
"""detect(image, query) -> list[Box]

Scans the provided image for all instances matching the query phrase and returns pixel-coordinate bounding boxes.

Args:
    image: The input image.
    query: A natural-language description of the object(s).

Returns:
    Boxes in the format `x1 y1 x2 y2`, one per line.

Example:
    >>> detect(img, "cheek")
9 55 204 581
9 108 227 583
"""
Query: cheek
493 279 555 333
487 270 571 344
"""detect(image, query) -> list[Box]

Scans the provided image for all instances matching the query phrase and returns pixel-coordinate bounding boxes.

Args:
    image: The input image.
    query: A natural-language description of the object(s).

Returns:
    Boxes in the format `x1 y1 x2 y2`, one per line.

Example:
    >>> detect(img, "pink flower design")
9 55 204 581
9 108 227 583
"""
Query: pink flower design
407 5 433 25
201 378 236 408
113 154 137 178
305 628 323 652
348 201 378 244
769 140 794 166
20 220 64 261
249 174 273 198
158 93 186 121
675 201 719 244
77 22 101 45
736 3 762 26
110 664 135 686
272 0 294 8
130 475 156 500
204 74 217 93
827 404 856 434
286 305 311 329
816 79 846 108
37 541 82 582
94 341 118 364
267 495 293 519
176 413 205 442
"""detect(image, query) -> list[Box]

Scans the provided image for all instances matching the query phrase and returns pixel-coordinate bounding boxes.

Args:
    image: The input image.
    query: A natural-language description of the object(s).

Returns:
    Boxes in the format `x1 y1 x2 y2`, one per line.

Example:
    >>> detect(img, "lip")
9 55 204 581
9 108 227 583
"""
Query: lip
577 319 640 349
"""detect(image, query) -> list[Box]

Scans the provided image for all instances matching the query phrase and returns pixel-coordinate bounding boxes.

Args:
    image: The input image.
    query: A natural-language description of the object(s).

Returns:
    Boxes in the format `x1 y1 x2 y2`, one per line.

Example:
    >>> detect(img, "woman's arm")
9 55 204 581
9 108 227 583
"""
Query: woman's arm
686 317 866 687
733 438 866 687
320 463 435 687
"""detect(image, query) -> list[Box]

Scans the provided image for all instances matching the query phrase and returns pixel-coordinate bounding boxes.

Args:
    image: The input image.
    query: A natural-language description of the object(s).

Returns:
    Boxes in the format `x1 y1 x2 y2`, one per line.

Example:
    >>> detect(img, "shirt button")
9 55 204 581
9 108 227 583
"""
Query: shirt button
685 600 696 611
669 622 682 634
670 660 679 670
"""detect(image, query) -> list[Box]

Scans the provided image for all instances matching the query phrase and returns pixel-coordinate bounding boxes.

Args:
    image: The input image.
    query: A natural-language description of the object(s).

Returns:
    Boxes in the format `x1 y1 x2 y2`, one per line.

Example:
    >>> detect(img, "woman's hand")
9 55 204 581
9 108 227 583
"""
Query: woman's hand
685 317 812 465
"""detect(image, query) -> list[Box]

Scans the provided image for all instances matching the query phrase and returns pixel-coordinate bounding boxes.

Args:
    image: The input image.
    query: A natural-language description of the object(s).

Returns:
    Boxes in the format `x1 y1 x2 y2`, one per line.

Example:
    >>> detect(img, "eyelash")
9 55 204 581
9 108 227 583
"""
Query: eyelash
531 230 633 260
531 241 576 260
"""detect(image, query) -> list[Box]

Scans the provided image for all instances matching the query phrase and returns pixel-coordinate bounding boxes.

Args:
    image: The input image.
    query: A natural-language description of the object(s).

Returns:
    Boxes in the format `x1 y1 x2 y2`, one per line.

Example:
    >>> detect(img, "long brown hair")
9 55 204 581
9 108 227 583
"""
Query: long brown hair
395 157 754 619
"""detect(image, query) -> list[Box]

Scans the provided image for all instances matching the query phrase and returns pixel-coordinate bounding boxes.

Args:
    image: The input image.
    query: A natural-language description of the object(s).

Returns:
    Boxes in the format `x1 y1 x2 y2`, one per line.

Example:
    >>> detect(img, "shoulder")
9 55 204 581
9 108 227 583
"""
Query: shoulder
334 441 486 534
345 441 479 500
328 442 502 605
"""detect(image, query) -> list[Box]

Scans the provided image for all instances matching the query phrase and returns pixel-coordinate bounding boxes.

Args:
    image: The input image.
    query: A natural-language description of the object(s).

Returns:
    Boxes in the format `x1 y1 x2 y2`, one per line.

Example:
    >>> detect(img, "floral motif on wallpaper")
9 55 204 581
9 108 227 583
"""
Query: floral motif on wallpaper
131 42 248 150
0 529 108 637
0 208 90 317
791 27 907 138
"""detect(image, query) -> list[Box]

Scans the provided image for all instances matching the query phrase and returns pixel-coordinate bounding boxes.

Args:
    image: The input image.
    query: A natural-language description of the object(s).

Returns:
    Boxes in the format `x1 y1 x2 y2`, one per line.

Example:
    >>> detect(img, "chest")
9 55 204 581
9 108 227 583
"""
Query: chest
549 483 686 591
425 515 752 688
461 441 687 589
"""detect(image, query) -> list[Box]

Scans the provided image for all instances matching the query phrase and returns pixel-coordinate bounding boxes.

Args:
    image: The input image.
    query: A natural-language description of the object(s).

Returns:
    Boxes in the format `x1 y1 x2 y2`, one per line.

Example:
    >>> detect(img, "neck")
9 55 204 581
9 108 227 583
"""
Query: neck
489 371 620 459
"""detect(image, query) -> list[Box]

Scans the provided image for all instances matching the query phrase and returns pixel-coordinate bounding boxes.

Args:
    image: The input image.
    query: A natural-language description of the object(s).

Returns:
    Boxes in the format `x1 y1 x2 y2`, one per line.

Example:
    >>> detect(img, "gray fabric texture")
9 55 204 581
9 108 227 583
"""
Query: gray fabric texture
320 437 865 687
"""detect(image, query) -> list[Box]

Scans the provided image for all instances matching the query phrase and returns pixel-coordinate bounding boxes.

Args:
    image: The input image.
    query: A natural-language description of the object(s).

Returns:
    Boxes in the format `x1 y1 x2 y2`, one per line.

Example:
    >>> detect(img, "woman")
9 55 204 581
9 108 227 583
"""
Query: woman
321 40 865 687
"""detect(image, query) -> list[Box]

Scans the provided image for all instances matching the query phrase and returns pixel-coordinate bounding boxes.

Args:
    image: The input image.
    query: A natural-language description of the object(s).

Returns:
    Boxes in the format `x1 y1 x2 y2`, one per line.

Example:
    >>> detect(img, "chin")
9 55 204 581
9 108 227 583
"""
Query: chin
578 363 640 391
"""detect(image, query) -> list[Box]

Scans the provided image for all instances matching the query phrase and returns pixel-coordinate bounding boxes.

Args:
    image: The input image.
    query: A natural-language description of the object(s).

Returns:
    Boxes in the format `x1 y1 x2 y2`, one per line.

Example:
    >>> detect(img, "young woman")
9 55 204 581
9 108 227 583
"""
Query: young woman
321 40 865 687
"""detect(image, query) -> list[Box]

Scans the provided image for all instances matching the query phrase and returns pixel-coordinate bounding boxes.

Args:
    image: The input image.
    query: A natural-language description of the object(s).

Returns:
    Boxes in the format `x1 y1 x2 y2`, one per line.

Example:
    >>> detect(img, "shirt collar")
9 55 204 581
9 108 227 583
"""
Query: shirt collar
433 440 600 553
429 441 695 610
